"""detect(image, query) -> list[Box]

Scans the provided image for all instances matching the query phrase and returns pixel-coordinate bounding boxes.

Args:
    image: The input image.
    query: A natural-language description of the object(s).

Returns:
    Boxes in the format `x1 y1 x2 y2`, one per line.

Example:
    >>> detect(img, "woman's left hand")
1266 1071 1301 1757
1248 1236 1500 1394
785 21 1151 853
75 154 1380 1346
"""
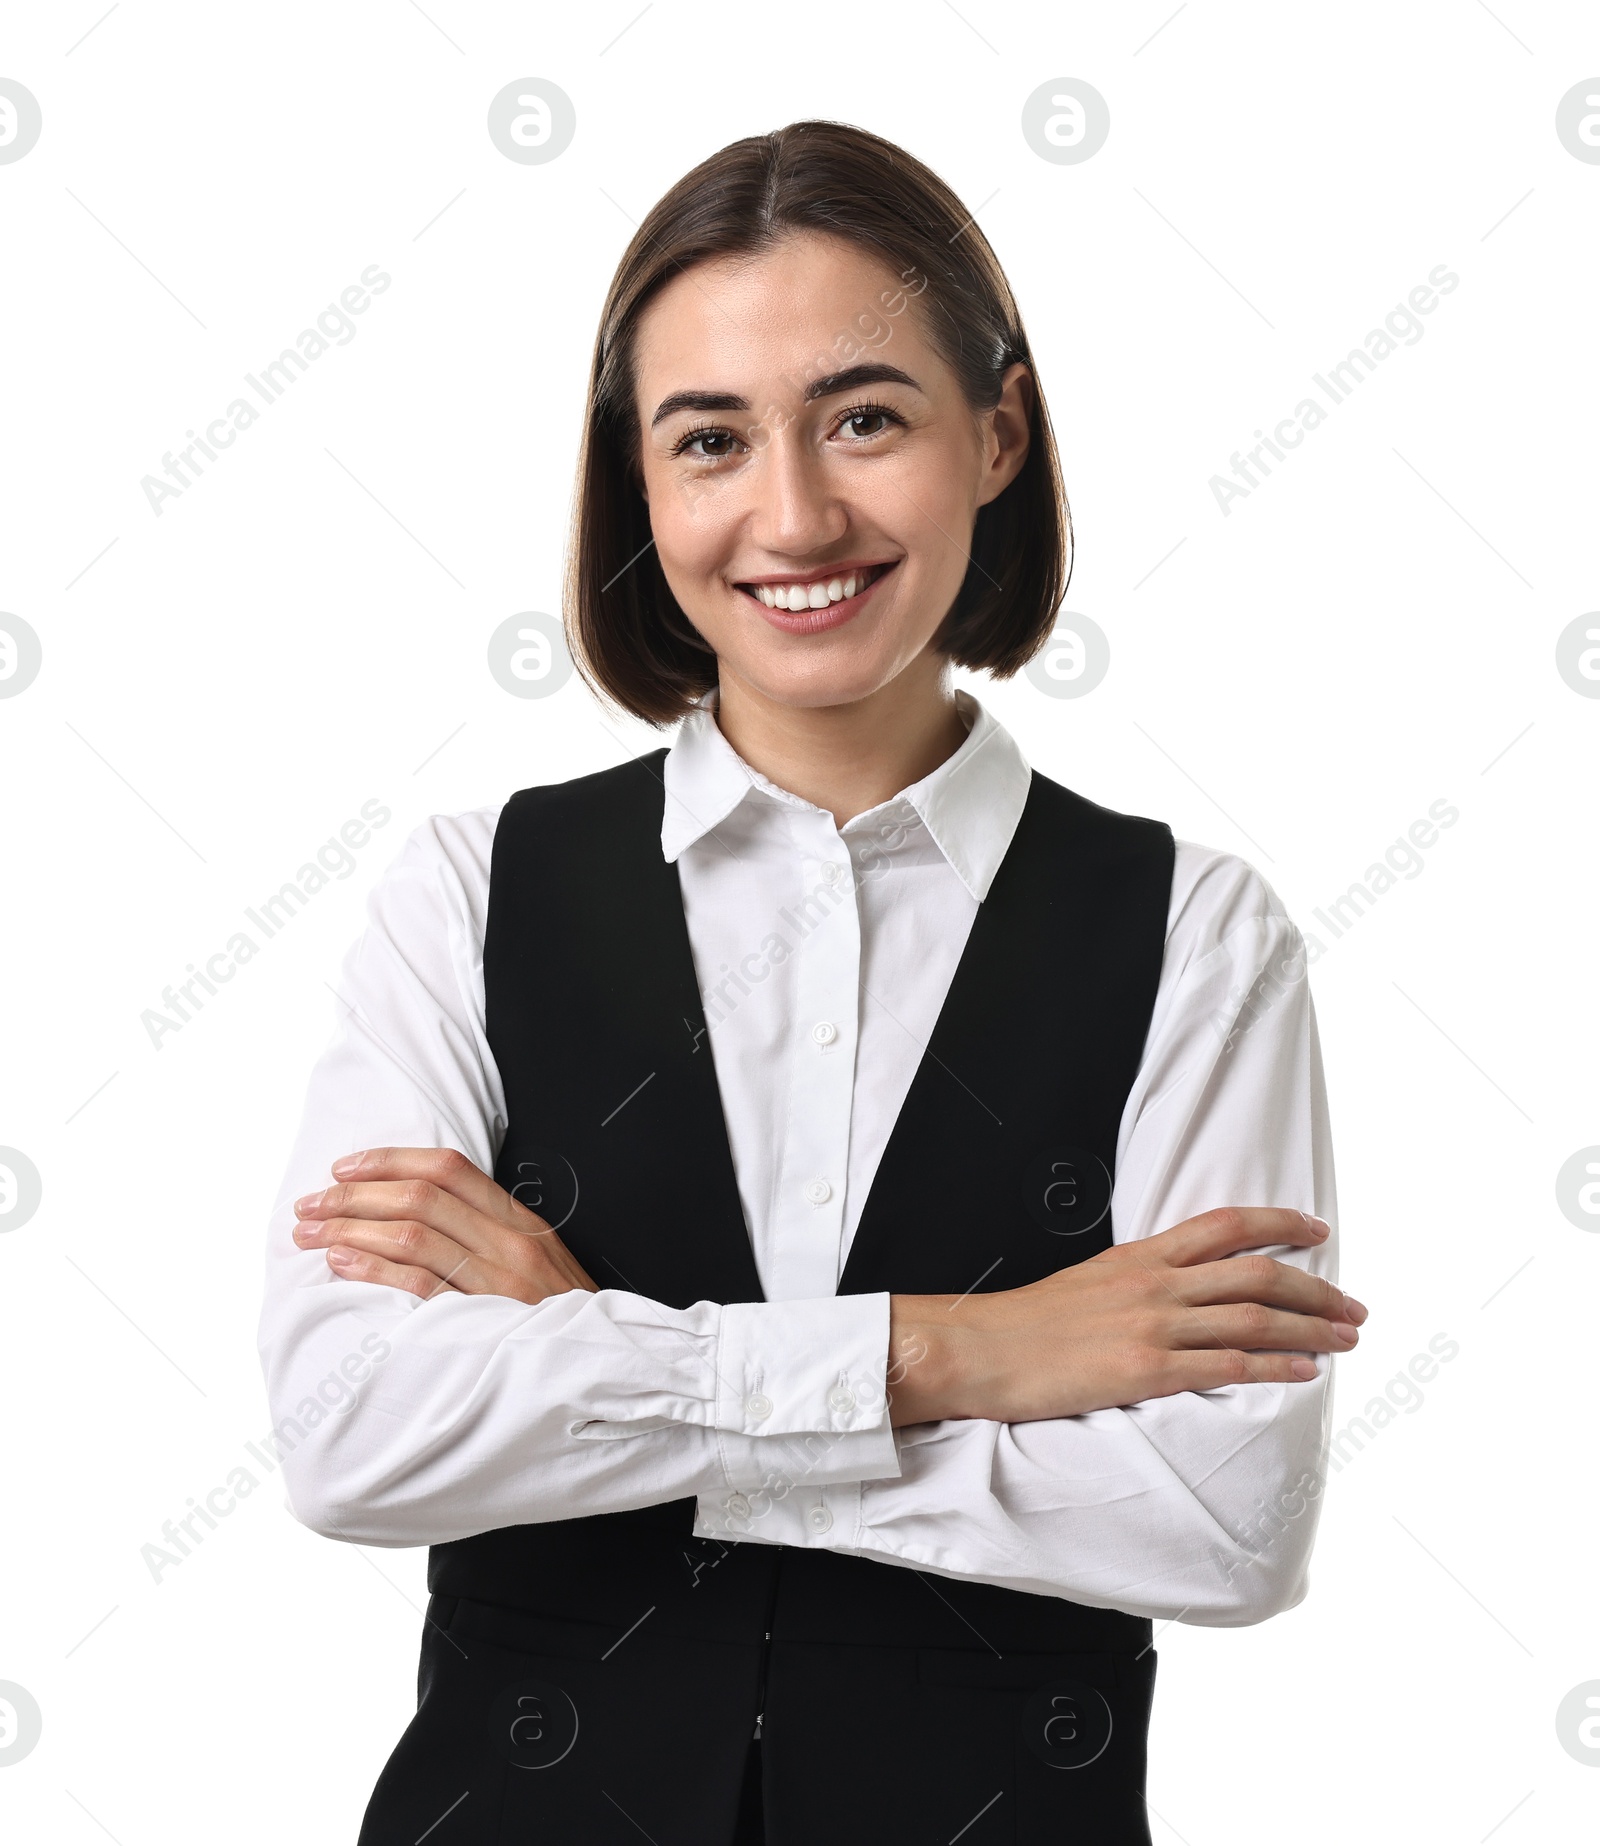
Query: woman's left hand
291 1146 599 1303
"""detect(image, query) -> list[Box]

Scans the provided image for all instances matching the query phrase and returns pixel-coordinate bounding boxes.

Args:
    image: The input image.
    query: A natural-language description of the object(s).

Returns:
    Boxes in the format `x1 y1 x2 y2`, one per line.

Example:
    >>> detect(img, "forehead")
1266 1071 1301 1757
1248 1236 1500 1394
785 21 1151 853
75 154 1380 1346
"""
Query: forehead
632 233 928 399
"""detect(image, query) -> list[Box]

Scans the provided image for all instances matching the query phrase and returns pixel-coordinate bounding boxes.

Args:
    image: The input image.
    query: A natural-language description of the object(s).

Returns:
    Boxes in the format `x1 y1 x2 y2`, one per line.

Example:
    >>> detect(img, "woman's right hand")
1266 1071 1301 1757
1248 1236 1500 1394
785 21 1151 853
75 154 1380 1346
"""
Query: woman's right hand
885 1207 1362 1427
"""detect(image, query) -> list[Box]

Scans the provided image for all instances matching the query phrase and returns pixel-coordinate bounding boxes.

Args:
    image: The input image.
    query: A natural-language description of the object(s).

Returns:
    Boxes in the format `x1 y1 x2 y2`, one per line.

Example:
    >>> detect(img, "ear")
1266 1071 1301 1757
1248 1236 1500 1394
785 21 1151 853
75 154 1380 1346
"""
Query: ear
975 361 1033 508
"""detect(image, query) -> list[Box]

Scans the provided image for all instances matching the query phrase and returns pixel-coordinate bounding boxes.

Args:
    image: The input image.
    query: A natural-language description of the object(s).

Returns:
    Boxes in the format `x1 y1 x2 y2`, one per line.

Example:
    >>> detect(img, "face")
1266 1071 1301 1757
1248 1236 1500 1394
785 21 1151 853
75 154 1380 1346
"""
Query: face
631 231 1033 713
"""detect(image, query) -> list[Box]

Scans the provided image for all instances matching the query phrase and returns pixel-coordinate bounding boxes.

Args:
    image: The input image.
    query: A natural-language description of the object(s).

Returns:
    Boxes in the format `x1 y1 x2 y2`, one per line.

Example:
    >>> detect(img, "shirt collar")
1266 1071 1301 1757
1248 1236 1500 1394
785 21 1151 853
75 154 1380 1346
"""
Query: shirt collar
660 685 1033 903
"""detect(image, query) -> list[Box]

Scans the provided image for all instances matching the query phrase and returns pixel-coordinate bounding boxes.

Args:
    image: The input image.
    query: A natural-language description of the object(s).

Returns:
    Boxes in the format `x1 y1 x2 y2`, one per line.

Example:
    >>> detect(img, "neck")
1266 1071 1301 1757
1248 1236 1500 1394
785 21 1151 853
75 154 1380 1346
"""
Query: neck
711 652 970 828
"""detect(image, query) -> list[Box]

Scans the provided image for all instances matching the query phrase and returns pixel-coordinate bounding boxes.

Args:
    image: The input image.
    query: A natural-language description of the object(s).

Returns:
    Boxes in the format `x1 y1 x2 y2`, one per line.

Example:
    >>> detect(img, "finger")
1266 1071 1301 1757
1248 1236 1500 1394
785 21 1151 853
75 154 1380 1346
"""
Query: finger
302 1155 599 1295
1163 1301 1359 1353
1156 1206 1332 1269
297 1214 490 1293
296 1175 505 1260
1159 1347 1325 1392
299 1207 593 1301
324 1243 462 1302
1177 1251 1357 1324
325 1147 543 1233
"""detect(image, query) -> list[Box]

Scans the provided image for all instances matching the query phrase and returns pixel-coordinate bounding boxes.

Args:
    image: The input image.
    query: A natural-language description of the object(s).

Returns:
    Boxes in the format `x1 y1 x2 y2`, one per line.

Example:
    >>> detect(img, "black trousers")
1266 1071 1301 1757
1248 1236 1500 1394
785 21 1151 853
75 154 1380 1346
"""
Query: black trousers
357 1593 1157 1844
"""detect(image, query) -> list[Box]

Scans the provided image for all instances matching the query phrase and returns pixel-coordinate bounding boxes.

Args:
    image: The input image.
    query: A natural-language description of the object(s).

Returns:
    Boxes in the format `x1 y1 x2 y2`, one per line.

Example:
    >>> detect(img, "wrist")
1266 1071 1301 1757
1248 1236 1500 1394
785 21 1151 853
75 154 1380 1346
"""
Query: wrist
887 1294 974 1426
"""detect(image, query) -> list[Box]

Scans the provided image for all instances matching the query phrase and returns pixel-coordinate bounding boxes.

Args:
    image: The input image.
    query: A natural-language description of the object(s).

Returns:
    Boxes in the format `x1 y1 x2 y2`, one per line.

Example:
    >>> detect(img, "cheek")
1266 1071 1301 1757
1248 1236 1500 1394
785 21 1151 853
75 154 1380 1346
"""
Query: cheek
859 434 977 532
645 472 743 579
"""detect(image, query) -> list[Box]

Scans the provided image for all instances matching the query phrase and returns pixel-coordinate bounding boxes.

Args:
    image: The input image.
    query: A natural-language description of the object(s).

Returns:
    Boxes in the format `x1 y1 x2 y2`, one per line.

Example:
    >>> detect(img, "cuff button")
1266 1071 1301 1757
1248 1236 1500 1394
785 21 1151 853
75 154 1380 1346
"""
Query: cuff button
806 1504 833 1534
826 1385 856 1414
745 1392 773 1421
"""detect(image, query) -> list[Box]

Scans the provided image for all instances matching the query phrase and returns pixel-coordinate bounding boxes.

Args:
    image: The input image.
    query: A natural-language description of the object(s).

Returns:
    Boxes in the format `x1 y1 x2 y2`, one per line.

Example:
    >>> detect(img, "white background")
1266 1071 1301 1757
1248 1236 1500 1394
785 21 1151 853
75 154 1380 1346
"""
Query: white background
2 2 1597 1840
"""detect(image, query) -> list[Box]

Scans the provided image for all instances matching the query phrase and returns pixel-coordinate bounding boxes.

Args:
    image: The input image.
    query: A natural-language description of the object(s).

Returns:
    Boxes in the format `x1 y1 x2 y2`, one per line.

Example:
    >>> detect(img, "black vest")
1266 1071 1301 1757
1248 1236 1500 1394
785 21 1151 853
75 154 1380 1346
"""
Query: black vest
429 747 1176 1663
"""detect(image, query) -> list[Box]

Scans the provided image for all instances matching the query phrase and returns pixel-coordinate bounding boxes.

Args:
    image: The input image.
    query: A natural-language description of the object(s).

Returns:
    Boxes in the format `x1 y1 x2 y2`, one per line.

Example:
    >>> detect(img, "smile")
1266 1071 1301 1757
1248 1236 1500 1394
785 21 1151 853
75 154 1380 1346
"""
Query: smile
735 560 898 633
738 560 894 611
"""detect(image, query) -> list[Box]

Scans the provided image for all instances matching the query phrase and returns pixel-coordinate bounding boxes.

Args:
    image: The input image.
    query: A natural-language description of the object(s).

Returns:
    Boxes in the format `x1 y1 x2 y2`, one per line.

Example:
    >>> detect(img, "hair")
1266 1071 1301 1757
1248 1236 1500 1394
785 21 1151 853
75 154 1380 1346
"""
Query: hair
564 119 1071 727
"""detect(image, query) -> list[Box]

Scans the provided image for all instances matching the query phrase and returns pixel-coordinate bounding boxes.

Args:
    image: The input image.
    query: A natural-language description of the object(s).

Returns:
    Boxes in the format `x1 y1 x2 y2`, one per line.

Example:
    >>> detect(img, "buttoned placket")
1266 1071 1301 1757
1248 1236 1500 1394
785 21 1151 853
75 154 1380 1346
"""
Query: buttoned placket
709 800 891 1546
669 704 1006 1549
766 805 860 1304
736 798 926 1547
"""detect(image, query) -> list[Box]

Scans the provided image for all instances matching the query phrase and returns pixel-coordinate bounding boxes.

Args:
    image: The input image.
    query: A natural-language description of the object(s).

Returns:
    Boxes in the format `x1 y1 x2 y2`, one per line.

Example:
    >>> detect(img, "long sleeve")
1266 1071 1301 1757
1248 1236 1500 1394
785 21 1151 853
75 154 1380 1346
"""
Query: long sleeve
255 812 901 1550
706 844 1339 1628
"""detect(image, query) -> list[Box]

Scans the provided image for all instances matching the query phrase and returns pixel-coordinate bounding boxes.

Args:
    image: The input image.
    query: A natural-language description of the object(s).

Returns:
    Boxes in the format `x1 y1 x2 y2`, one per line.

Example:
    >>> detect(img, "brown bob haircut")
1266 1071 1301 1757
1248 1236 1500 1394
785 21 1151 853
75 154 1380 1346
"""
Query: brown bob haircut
565 119 1071 727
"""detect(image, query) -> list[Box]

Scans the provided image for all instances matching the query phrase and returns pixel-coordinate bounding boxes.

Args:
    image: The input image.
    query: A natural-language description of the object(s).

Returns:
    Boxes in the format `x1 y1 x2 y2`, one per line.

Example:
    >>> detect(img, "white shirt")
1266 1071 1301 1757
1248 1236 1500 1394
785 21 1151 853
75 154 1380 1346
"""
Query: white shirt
257 688 1338 1626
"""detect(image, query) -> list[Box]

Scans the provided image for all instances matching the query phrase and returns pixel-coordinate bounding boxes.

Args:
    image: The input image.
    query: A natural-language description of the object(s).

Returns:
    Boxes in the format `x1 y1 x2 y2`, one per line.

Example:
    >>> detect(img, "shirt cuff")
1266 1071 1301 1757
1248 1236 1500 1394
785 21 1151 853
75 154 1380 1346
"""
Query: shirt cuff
715 1292 892 1439
561 1288 902 1494
712 1292 900 1494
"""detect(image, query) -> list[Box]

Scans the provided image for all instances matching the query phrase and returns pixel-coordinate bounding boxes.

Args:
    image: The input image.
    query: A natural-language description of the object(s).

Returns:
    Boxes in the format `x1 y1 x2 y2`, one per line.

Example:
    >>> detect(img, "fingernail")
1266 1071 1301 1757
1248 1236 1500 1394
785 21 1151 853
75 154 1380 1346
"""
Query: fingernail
331 1153 365 1178
1332 1321 1358 1343
294 1190 326 1214
1306 1215 1331 1238
1343 1295 1368 1325
327 1247 356 1268
1291 1357 1318 1379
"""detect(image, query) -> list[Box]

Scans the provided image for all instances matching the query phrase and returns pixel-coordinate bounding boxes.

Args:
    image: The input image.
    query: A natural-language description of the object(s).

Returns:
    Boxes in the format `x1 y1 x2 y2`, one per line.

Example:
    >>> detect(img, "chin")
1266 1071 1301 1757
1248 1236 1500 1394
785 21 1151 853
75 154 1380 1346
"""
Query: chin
727 648 908 713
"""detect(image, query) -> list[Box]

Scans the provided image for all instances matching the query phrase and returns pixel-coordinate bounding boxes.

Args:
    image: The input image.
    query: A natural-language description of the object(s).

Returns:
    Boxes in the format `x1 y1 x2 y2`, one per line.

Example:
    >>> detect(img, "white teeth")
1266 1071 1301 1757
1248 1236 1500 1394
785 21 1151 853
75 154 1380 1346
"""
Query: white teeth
751 565 881 611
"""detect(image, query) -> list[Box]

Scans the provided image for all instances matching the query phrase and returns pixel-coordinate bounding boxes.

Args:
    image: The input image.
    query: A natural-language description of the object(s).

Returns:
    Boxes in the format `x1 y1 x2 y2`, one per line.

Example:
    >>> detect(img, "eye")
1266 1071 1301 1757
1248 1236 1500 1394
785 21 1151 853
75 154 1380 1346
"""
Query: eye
669 422 743 461
834 401 904 441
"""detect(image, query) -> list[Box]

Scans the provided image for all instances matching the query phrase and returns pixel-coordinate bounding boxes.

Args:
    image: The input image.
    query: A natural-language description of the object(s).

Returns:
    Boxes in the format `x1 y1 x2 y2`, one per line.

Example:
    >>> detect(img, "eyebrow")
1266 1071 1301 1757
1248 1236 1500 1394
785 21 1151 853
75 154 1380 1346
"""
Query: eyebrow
649 362 924 429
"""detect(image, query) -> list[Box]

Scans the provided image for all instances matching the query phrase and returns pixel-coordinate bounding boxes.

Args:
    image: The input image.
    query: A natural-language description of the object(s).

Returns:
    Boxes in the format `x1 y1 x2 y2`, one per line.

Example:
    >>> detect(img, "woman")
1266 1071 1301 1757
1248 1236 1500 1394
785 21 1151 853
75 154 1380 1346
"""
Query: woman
260 120 1360 1845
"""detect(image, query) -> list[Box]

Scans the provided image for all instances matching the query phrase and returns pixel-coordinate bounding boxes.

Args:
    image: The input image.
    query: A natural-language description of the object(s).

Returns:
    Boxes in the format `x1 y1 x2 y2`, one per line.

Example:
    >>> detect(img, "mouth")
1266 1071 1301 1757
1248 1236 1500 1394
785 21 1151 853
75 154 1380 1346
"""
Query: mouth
734 560 898 634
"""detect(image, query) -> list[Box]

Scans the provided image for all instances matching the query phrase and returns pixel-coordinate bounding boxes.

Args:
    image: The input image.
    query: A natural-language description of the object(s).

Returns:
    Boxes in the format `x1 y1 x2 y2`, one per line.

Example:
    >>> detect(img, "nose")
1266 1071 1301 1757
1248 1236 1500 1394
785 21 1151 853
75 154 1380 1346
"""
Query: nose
746 420 848 557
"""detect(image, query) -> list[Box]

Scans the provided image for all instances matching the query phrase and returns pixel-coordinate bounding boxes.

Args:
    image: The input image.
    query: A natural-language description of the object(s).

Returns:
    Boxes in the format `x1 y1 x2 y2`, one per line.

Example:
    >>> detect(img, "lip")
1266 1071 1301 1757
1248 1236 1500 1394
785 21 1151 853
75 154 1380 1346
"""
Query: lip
738 560 898 636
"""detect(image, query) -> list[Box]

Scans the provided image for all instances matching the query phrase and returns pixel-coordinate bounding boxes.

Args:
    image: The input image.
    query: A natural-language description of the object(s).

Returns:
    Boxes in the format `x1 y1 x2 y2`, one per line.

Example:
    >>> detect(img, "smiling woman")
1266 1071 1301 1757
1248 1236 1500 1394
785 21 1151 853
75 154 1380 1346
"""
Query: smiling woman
259 119 1357 1846
565 128 1067 757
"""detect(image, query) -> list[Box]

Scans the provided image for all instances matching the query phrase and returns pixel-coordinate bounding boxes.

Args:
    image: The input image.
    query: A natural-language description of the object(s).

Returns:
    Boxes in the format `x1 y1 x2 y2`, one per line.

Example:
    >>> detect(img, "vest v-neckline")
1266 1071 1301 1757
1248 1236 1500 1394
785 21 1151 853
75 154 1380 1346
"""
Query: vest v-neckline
643 752 1044 1305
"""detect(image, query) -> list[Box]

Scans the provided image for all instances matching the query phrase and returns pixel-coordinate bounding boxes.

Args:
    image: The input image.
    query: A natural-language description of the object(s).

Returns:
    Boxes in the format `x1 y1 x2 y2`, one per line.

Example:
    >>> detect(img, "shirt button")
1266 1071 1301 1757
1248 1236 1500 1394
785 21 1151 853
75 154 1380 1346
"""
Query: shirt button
745 1393 773 1421
807 1504 834 1534
726 1493 751 1519
802 1177 832 1206
820 861 844 885
827 1384 857 1414
811 1021 838 1046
